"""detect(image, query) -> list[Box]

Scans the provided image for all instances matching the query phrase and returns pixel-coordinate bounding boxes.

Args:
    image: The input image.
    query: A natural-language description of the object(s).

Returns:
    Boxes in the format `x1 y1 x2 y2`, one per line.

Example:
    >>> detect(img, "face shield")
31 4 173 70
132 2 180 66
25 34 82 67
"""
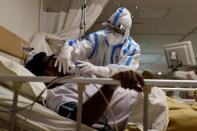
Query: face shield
102 21 126 36
102 21 126 45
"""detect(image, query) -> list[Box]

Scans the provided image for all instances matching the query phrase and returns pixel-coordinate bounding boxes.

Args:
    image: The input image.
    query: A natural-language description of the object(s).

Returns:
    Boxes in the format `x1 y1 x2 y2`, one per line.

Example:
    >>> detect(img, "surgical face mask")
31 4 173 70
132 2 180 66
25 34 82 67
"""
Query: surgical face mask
106 32 125 46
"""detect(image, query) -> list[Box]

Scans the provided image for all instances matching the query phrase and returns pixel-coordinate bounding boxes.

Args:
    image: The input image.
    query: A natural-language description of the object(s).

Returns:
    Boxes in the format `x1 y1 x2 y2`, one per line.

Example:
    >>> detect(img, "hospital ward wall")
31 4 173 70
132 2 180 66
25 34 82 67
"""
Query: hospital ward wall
0 0 40 41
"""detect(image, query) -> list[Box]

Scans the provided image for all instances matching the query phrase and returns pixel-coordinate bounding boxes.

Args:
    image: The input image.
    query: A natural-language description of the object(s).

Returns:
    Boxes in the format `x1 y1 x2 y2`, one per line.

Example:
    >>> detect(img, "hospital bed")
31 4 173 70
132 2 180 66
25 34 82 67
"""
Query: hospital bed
1 26 197 131
0 26 98 131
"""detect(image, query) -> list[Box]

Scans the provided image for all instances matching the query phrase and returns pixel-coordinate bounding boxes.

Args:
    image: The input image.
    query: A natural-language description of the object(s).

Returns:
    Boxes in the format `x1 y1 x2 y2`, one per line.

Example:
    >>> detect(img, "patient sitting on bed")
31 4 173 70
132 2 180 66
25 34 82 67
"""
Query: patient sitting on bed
25 52 144 131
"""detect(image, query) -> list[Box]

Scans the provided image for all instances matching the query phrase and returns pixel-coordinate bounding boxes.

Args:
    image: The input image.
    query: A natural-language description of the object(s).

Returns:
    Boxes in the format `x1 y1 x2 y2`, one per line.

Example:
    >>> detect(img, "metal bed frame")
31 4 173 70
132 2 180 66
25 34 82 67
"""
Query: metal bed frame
0 76 197 131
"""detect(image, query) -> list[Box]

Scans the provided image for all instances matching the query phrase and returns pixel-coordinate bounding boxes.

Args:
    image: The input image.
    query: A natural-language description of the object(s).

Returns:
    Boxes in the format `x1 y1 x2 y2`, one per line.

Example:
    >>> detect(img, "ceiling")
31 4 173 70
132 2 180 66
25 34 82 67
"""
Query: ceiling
89 0 197 74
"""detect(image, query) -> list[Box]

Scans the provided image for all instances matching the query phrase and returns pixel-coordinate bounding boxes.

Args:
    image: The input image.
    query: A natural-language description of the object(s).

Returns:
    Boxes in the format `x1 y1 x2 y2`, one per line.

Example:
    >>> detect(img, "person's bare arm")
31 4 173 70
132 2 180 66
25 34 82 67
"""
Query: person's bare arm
81 85 115 126
79 70 144 126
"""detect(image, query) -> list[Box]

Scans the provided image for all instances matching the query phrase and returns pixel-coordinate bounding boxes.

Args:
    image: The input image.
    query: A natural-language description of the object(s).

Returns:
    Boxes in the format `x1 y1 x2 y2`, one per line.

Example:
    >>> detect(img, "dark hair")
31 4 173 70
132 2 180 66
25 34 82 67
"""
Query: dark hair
25 52 54 76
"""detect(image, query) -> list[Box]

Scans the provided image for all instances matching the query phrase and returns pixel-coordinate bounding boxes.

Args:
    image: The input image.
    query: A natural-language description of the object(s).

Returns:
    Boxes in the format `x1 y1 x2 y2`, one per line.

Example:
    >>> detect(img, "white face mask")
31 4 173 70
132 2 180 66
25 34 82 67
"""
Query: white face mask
106 32 125 46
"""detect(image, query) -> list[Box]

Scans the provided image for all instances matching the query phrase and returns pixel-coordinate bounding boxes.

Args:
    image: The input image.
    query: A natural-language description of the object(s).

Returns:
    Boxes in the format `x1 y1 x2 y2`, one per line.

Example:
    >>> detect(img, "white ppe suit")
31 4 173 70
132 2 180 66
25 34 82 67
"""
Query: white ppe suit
56 7 140 77
66 30 140 77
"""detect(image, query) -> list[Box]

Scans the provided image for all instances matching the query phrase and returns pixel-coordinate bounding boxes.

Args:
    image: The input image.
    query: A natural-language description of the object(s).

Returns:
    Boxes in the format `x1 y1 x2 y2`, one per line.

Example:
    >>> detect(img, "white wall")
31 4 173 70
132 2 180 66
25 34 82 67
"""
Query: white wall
0 0 40 41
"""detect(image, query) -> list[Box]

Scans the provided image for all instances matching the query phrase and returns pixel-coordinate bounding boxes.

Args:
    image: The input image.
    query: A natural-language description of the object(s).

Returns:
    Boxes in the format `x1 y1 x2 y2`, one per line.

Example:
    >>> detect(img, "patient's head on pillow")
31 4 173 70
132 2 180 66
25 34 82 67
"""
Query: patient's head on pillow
25 52 48 76
25 52 63 76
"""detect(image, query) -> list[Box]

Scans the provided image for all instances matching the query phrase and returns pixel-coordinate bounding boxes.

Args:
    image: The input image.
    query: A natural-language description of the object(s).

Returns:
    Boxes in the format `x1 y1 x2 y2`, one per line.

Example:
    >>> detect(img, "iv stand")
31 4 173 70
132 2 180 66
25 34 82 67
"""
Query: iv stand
79 0 86 41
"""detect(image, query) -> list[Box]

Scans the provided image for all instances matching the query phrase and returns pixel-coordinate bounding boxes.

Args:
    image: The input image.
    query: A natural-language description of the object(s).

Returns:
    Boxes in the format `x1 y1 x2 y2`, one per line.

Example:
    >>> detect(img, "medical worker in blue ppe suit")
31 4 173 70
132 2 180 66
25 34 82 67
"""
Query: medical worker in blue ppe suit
55 7 140 77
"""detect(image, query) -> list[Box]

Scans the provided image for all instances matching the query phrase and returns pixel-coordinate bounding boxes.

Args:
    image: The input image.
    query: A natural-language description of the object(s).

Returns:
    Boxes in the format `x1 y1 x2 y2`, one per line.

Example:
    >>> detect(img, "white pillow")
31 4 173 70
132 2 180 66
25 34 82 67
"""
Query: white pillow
0 55 47 100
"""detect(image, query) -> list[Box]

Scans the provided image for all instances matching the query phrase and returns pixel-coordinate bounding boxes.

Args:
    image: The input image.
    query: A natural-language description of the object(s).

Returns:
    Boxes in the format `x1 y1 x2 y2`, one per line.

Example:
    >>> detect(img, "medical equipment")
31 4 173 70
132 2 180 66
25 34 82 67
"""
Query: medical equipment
79 0 87 40
163 41 196 71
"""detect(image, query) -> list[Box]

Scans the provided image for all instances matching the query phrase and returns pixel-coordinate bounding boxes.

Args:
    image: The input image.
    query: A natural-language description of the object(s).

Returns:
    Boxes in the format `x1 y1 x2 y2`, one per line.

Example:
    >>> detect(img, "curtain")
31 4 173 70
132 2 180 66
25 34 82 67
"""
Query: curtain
30 0 109 56
40 0 109 39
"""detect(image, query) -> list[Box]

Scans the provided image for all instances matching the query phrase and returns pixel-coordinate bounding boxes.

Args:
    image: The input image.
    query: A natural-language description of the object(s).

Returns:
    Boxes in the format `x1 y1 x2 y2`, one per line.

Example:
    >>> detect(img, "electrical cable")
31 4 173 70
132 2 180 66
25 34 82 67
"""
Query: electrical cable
89 74 119 131
93 84 119 131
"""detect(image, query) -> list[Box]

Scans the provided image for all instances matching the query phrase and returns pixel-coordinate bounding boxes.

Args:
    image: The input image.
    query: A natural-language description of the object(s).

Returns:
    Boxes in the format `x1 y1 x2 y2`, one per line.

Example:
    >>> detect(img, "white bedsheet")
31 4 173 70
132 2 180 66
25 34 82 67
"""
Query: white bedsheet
0 85 95 131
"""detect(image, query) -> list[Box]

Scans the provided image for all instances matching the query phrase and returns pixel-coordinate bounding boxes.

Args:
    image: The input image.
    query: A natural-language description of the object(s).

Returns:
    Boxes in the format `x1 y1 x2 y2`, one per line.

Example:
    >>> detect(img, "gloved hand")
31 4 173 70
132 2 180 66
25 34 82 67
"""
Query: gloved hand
112 70 144 92
76 60 96 76
54 46 72 74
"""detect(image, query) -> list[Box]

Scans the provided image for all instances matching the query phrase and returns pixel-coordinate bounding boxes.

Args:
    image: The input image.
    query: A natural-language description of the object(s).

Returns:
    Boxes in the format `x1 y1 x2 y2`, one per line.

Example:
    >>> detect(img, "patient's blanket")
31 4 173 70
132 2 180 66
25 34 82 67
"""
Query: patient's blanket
167 97 197 131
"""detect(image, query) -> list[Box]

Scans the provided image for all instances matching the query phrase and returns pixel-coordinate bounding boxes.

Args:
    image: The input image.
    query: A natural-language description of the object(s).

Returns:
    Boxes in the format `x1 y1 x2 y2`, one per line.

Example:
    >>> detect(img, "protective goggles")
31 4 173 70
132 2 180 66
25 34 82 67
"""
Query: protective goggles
102 21 126 36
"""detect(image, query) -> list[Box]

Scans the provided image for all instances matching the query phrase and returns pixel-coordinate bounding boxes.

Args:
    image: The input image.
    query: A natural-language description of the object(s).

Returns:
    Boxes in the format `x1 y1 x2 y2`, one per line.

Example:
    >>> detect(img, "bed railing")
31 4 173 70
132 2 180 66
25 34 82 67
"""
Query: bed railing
0 76 197 131
0 76 120 131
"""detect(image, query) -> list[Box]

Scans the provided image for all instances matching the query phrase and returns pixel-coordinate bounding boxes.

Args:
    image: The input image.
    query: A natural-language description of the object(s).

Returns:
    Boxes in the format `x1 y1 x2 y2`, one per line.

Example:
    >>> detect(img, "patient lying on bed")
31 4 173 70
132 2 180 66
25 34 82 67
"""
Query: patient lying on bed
25 52 144 131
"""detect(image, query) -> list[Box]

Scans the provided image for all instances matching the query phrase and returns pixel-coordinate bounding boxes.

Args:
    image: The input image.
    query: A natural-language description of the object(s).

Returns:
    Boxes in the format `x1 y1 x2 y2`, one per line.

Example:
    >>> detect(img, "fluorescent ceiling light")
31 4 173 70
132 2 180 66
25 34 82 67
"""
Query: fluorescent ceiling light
139 64 150 70
138 8 169 19
140 53 163 64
